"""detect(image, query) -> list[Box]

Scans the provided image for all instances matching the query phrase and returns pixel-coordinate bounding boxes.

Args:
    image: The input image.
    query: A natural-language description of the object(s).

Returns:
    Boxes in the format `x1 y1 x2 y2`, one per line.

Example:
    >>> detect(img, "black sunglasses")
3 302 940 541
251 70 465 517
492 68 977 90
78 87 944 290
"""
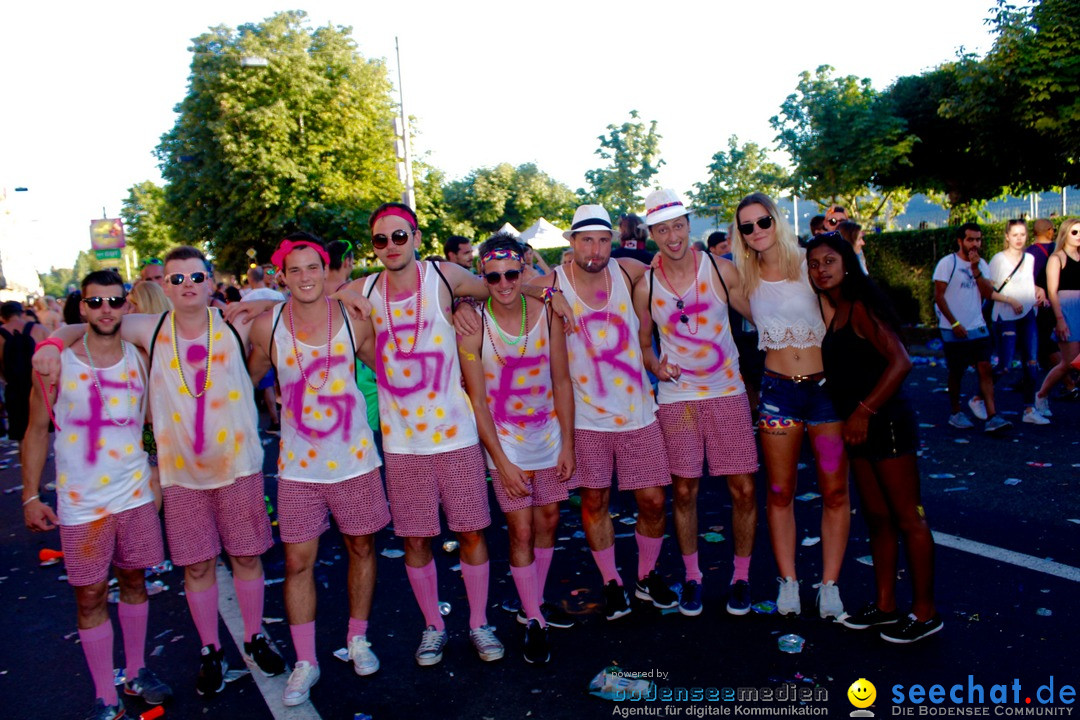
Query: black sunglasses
83 296 127 310
737 216 774 236
168 272 208 285
483 269 522 284
372 229 413 250
675 299 690 325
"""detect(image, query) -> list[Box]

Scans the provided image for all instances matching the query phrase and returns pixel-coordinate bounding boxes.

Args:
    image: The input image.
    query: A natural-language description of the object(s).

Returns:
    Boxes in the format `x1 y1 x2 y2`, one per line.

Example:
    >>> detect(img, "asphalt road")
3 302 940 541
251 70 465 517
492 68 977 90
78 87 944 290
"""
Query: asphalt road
1 360 1077 720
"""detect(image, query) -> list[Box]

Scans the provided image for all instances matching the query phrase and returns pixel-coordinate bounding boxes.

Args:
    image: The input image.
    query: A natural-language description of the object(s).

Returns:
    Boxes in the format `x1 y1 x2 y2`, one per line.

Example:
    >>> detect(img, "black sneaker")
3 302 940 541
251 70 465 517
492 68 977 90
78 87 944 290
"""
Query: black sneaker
196 644 227 697
726 580 752 616
85 698 124 720
602 580 632 621
523 619 550 664
880 613 944 643
634 571 678 609
516 602 577 629
124 667 173 705
244 633 286 677
840 602 901 630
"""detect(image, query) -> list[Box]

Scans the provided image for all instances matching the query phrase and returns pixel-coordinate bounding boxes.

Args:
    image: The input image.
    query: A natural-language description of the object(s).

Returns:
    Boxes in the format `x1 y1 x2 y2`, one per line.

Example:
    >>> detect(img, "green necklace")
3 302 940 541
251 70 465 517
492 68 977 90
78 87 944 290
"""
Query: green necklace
484 295 528 364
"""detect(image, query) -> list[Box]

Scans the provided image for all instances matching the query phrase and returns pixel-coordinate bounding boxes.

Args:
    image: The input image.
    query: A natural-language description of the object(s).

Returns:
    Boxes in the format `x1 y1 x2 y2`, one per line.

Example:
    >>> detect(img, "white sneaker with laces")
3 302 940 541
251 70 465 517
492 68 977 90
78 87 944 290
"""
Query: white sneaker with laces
282 661 320 707
815 580 844 619
468 624 505 662
948 412 974 429
1034 394 1052 417
967 396 988 420
776 577 801 616
1022 408 1050 425
415 625 447 667
348 635 380 676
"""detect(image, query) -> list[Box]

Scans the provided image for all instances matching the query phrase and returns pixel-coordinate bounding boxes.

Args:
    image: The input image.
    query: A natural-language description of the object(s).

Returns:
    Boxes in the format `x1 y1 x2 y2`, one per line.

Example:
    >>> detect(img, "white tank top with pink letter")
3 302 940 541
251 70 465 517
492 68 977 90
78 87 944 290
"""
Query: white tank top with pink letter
648 258 745 404
554 259 657 432
478 309 561 471
150 311 263 490
272 304 382 483
54 343 154 525
364 262 479 455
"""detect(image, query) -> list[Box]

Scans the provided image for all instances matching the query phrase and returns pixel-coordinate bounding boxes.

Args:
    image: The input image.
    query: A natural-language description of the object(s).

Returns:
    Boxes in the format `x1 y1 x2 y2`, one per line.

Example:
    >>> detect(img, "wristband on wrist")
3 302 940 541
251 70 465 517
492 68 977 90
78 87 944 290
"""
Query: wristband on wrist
859 401 877 415
22 495 39 507
34 337 64 354
541 286 561 305
951 320 961 329
452 297 478 311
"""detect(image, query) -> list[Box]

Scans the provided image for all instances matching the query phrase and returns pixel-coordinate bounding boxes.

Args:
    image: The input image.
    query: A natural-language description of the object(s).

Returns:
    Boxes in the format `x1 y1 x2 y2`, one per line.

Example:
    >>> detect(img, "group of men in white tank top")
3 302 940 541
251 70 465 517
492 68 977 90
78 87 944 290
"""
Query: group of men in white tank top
23 189 761 718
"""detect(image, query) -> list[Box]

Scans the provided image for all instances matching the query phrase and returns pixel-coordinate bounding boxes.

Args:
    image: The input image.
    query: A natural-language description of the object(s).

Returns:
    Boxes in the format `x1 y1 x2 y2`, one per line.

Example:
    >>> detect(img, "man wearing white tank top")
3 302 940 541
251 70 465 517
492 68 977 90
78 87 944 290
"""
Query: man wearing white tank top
635 189 760 618
533 204 678 620
247 233 391 707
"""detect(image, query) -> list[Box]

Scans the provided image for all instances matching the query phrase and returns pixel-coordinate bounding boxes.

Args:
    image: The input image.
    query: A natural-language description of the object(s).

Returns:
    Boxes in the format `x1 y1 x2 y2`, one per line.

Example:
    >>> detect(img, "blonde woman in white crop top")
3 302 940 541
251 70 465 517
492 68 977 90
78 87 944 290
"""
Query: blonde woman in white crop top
732 192 850 619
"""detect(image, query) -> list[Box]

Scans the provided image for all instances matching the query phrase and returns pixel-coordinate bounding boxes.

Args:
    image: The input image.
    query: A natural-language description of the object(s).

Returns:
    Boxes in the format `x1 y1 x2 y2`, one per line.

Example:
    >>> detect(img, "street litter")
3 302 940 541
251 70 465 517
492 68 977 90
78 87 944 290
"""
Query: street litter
796 492 821 502
801 536 821 547
778 634 805 653
856 556 874 566
1004 478 1022 486
702 532 725 543
751 601 777 615
589 666 654 700
380 549 405 559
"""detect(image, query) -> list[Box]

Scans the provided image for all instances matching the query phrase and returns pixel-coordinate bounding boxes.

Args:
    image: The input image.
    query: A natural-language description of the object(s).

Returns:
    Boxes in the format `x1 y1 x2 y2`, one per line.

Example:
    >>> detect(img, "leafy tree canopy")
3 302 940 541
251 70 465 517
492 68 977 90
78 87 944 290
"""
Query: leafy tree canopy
579 110 664 219
119 181 177 262
688 135 791 224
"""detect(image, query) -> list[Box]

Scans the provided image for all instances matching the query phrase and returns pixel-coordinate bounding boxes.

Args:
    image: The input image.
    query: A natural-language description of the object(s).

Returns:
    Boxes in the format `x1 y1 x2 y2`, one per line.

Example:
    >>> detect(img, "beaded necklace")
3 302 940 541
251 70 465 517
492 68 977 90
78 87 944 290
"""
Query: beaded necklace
82 333 135 426
657 251 701 335
383 263 425 357
483 294 528 365
170 308 214 398
567 261 611 347
288 296 333 390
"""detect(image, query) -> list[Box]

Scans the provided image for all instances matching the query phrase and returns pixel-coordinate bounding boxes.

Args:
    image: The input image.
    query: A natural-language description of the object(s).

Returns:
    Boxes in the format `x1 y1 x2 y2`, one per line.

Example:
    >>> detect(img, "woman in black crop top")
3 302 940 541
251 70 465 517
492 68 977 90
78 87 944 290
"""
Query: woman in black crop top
805 233 942 644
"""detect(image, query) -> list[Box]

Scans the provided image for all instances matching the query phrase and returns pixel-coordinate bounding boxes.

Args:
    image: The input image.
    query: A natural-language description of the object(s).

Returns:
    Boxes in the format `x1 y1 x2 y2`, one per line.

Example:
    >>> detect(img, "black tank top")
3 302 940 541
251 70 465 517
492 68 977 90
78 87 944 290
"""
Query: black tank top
1058 252 1080 291
821 313 906 419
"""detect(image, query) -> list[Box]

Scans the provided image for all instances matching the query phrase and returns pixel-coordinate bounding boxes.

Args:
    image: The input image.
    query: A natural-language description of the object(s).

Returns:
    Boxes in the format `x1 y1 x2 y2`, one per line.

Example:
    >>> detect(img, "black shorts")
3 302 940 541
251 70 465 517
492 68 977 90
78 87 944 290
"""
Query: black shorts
849 401 919 462
943 336 992 370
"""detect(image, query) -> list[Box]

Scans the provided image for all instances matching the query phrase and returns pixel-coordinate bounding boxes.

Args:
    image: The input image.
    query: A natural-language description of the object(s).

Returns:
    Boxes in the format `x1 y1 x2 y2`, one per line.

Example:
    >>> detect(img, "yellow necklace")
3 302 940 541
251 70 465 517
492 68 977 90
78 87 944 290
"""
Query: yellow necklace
170 308 214 398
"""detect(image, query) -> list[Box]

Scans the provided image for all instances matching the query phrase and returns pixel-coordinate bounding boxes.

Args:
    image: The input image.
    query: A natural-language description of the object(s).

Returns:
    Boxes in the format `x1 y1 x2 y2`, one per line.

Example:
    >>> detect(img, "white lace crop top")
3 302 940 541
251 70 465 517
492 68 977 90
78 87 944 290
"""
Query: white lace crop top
748 261 826 351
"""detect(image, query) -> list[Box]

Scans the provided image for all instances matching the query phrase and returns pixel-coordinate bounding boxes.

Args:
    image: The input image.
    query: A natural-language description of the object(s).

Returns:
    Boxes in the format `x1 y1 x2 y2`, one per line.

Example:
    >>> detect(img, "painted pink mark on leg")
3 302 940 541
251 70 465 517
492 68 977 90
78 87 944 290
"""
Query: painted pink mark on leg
813 434 845 474
770 484 783 494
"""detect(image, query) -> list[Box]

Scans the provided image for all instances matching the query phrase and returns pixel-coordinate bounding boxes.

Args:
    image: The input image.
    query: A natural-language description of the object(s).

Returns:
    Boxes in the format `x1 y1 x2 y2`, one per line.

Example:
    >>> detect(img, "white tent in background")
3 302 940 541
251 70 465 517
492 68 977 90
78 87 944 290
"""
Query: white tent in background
518 217 568 250
498 222 520 237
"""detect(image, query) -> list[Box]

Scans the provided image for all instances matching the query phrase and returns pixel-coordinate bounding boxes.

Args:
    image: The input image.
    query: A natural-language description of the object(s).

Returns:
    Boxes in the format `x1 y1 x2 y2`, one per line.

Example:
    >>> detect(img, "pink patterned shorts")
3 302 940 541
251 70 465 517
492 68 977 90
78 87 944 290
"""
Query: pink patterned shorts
60 502 164 587
384 444 490 537
657 394 759 477
491 465 579 514
162 473 273 567
277 470 391 544
574 421 672 491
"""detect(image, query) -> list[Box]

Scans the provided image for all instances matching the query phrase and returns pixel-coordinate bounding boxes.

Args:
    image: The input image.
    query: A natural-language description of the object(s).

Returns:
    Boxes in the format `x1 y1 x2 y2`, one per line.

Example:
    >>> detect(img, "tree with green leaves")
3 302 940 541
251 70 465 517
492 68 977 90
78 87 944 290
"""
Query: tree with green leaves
771 66 916 227
442 163 576 238
688 135 791 224
155 11 402 273
119 181 177 263
579 110 664 218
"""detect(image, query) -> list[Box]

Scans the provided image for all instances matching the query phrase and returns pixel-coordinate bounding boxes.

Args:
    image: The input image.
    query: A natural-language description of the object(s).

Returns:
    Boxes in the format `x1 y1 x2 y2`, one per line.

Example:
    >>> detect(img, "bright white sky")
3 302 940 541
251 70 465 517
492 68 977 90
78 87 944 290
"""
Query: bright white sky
0 0 998 273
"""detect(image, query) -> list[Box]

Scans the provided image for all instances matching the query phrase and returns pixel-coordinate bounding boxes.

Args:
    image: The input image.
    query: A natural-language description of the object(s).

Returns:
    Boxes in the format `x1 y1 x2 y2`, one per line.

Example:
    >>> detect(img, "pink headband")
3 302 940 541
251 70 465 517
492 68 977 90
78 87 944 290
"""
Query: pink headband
271 240 331 271
370 207 417 231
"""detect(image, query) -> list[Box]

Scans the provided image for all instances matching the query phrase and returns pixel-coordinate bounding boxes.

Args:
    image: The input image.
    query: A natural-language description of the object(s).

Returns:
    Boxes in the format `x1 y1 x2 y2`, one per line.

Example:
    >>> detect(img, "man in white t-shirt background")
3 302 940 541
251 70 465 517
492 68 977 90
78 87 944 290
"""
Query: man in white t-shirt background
932 223 1011 434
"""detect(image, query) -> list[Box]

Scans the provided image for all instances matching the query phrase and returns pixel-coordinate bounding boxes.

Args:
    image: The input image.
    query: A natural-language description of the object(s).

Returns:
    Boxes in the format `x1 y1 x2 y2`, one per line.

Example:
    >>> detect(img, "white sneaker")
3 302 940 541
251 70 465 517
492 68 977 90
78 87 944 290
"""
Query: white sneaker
776 577 801 616
415 625 448 667
348 635 379 676
1034 394 1052 417
468 624 505 662
967 396 988 420
282 661 320 707
948 412 974 430
815 581 844 619
1022 408 1050 425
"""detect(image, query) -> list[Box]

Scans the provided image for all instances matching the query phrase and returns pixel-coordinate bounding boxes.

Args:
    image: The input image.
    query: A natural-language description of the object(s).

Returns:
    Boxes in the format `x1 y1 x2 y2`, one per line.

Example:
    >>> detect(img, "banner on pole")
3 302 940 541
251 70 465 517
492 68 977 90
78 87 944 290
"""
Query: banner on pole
89 219 125 250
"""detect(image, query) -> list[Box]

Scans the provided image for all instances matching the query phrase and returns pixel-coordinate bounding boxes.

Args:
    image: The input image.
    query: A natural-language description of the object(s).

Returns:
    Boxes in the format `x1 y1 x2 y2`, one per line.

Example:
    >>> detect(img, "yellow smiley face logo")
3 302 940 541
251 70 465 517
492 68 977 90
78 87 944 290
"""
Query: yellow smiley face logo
848 678 876 708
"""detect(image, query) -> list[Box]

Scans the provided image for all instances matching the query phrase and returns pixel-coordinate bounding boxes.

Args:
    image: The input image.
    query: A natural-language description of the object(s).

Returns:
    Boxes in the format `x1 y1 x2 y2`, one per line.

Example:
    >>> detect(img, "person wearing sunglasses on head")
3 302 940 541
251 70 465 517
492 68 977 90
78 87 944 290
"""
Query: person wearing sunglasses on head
633 190 759 619
246 233 390 706
34 246 286 697
22 270 173 720
139 258 166 287
457 232 577 664
732 192 850 621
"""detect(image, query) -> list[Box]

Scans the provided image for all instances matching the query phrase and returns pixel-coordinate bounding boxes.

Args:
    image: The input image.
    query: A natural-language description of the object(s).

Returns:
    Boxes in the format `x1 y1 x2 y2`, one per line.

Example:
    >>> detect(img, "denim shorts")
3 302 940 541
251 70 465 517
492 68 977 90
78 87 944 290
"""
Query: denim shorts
758 371 842 427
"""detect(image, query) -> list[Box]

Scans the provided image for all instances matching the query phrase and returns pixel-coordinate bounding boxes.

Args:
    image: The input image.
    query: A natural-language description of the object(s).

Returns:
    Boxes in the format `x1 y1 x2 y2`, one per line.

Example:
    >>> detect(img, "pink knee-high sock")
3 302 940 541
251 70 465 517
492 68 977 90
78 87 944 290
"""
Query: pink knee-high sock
510 563 545 627
682 552 703 583
405 561 444 631
459 560 490 630
591 545 622 586
534 546 554 602
118 600 148 679
636 532 664 581
232 576 265 642
731 554 751 584
289 621 317 666
185 584 220 650
79 621 118 706
347 617 368 643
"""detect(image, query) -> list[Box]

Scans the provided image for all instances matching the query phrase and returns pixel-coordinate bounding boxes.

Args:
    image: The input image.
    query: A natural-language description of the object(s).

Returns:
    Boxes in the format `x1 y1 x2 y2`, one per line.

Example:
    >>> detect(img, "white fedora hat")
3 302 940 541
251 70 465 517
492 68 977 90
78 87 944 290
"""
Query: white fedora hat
563 204 614 240
644 188 690 226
